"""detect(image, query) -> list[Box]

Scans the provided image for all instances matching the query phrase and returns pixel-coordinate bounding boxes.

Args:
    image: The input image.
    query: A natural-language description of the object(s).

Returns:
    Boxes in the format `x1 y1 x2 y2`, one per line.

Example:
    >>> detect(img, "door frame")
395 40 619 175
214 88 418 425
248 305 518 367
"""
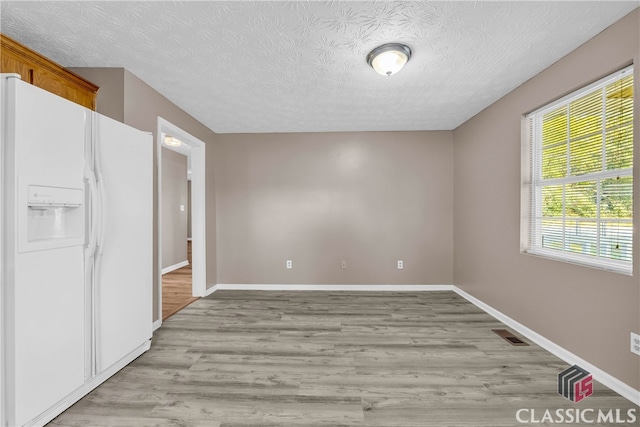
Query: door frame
156 117 206 328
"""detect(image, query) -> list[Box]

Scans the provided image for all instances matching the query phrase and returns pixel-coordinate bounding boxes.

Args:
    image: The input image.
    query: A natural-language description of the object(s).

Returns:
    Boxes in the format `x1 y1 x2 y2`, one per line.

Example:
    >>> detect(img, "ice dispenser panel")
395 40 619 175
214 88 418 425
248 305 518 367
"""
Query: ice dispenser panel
20 184 85 252
28 185 83 208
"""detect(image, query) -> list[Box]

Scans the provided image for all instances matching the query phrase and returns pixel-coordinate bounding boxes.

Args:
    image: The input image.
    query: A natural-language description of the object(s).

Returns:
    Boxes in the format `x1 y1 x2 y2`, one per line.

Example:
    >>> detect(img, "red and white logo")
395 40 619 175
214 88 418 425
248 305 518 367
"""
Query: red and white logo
558 365 593 402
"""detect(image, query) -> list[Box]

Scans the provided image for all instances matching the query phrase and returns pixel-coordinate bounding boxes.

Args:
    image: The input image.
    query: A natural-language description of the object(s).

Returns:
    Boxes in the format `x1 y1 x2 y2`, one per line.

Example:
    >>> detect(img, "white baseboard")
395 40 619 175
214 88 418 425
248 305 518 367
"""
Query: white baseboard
452 286 640 407
152 319 162 332
204 284 218 296
161 260 189 275
26 340 152 427
208 283 639 406
215 284 454 291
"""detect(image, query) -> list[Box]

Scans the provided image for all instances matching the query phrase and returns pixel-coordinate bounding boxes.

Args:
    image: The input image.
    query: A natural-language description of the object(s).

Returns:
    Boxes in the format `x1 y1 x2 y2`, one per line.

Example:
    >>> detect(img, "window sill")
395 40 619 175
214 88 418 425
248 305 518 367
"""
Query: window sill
523 248 632 276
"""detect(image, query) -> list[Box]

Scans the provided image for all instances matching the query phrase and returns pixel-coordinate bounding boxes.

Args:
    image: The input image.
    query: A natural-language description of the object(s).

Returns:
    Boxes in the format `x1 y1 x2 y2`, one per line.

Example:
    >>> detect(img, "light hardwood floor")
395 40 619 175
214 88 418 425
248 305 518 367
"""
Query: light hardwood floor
162 241 198 320
50 291 638 426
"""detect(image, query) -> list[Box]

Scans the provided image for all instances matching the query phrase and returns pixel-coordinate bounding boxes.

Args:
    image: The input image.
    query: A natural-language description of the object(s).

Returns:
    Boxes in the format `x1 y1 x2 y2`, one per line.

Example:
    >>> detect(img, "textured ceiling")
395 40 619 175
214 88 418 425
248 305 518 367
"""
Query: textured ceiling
1 1 638 134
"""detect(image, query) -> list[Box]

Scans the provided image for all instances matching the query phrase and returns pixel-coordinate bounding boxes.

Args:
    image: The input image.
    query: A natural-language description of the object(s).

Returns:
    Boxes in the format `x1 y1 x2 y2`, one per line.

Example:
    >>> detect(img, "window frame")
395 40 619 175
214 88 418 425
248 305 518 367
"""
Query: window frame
522 65 634 275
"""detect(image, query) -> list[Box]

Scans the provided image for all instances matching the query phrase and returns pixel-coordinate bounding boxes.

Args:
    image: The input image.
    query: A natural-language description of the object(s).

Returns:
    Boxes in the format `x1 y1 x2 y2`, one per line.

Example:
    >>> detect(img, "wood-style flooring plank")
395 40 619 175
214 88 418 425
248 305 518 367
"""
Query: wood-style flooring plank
162 241 198 320
49 291 638 426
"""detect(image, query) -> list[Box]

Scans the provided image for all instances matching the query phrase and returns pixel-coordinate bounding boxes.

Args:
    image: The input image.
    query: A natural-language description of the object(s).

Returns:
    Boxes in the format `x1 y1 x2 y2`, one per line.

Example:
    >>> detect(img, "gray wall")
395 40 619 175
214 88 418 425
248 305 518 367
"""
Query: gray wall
161 148 188 269
214 131 453 285
453 9 640 390
69 67 125 123
70 67 218 323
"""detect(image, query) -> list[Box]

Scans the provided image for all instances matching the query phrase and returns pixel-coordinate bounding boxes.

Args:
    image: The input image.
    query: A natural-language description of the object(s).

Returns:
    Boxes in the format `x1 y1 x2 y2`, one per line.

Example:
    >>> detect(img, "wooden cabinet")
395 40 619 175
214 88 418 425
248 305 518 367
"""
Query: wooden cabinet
1 33 98 110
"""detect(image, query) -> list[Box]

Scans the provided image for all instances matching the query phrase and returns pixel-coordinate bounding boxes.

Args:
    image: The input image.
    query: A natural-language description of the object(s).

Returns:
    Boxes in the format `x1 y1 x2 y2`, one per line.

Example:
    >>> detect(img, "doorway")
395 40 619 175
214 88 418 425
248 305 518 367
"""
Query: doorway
157 118 206 325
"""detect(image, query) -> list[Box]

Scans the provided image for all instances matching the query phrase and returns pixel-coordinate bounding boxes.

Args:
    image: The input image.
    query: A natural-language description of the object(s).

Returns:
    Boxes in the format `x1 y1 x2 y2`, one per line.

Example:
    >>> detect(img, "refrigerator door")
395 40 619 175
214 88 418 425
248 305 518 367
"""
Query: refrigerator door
2 76 88 426
94 113 152 373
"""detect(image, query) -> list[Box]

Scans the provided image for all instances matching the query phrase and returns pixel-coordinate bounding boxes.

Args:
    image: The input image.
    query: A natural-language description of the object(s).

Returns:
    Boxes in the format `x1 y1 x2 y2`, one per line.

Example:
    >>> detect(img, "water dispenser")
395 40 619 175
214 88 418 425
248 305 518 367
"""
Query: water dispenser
19 182 85 252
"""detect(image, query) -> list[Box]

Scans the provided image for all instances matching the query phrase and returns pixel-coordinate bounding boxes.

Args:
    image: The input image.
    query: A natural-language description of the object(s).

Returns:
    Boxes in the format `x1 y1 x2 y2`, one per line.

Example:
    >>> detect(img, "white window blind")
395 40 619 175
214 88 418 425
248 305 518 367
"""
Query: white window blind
526 66 634 274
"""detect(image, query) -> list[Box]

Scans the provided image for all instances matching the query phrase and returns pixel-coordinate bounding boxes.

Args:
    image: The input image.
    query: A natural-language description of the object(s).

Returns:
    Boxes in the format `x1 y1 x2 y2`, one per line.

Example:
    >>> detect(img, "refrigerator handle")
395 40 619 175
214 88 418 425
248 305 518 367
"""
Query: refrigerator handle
86 169 99 256
94 116 106 259
93 117 107 372
94 168 106 372
85 167 99 379
96 170 106 256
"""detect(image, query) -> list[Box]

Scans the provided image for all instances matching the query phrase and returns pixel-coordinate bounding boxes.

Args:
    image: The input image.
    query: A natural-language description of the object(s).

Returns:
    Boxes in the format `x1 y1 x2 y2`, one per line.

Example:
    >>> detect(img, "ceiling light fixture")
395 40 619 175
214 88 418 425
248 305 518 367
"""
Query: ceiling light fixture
164 136 182 147
366 43 412 77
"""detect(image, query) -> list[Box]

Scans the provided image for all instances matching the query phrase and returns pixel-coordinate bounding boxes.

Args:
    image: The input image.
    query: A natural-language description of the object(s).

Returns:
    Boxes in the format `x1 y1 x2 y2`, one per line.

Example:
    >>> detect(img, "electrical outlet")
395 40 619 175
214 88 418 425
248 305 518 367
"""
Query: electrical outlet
341 260 347 269
631 332 640 356
286 260 292 269
397 260 403 269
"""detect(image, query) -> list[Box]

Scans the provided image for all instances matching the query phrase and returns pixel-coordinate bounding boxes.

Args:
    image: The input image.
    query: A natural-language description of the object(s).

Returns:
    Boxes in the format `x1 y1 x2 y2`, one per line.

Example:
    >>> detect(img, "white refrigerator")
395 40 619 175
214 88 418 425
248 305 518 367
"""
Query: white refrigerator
0 74 153 426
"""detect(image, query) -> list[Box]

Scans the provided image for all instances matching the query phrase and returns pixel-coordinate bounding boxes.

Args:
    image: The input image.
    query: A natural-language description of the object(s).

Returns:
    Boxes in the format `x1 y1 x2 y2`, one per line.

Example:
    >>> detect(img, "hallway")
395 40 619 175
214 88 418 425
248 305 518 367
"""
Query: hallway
162 241 198 320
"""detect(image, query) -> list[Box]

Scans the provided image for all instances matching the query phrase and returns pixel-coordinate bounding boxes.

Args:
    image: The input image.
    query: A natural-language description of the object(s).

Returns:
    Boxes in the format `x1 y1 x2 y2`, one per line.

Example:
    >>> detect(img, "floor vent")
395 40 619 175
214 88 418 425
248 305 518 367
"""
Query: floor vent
492 329 529 346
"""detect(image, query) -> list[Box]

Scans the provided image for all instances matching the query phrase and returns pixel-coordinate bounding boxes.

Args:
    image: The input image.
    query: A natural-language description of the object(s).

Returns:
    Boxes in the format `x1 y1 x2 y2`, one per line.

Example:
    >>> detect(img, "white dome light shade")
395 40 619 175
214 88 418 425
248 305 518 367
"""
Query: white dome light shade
367 43 412 76
164 136 182 147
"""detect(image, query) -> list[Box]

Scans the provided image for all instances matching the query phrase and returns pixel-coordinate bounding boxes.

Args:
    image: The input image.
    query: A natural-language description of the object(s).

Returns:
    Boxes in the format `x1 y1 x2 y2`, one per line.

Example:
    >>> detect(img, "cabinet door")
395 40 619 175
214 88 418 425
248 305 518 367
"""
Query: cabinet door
0 51 33 82
0 33 98 110
32 68 97 110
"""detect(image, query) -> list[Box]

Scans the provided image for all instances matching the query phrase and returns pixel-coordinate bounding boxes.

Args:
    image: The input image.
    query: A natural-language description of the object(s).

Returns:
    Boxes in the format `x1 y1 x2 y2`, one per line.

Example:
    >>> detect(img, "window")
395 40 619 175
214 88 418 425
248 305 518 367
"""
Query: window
524 66 634 274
